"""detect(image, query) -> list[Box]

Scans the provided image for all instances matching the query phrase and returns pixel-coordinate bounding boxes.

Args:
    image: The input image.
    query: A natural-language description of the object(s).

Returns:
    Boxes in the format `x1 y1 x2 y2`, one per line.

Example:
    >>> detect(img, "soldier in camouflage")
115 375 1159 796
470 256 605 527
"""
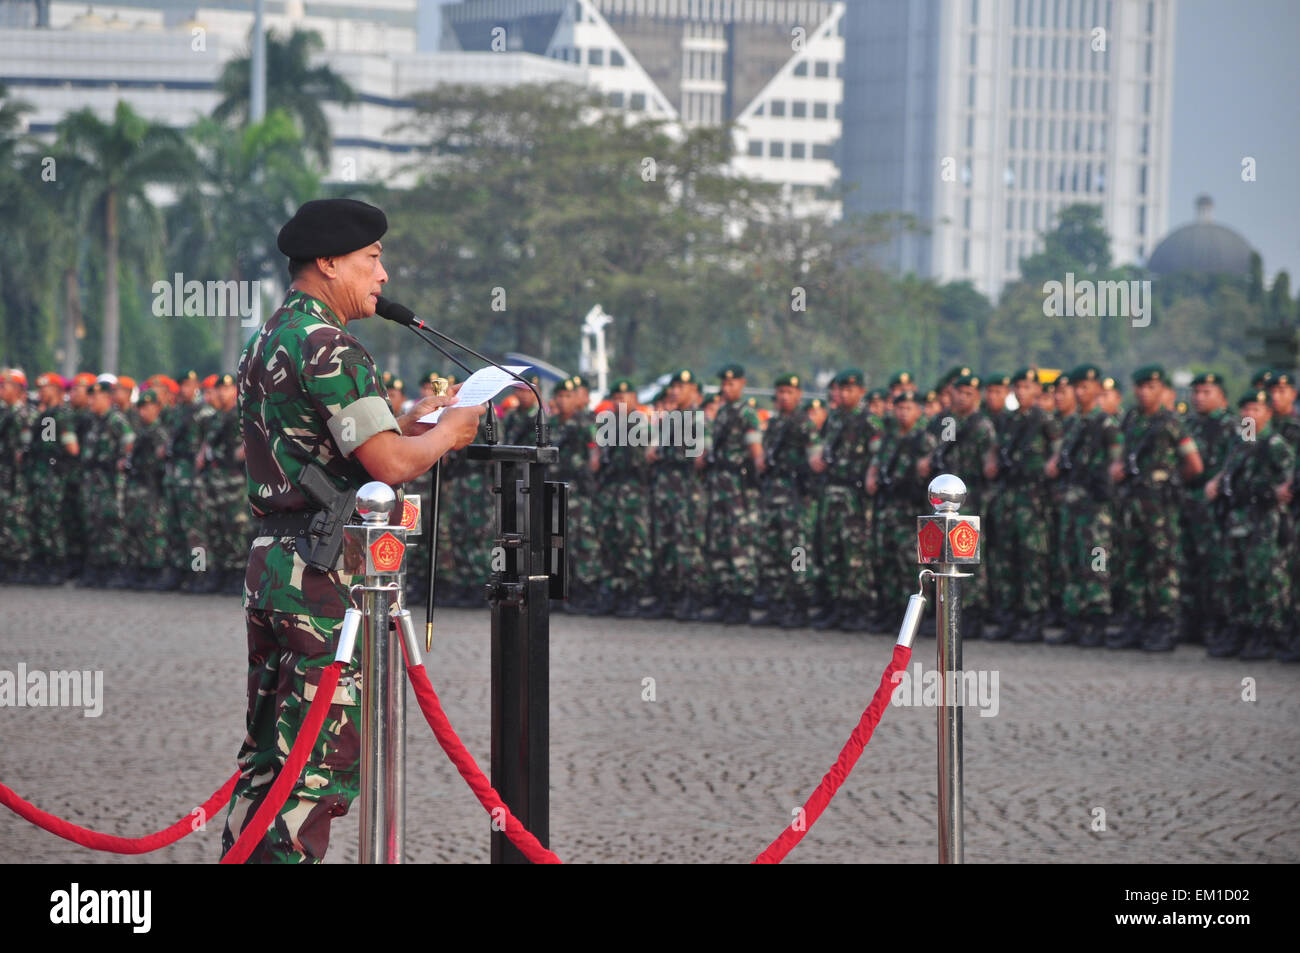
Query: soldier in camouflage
1046 365 1119 647
199 373 250 595
810 368 879 631
1264 372 1300 661
123 389 171 589
922 373 997 638
79 380 135 588
1108 365 1203 652
985 368 1061 643
1204 390 1296 660
23 373 80 584
0 369 34 583
597 379 653 614
221 198 483 863
1180 372 1236 645
550 376 601 612
699 364 764 625
868 390 937 615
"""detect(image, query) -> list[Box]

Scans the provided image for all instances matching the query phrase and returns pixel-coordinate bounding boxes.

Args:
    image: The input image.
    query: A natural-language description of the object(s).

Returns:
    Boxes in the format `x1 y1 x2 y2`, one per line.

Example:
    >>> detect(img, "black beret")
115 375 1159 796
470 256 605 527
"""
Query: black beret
277 199 388 260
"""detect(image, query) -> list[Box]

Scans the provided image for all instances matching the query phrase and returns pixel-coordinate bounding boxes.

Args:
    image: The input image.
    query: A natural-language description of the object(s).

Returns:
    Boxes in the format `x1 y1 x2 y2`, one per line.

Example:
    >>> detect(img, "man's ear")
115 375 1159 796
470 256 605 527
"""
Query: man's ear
315 256 336 278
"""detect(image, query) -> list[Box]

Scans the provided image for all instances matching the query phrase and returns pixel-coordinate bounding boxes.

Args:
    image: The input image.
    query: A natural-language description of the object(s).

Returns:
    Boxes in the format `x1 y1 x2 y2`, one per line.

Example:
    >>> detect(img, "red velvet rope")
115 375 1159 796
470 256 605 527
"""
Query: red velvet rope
0 771 238 855
220 660 344 864
405 663 562 864
752 643 912 864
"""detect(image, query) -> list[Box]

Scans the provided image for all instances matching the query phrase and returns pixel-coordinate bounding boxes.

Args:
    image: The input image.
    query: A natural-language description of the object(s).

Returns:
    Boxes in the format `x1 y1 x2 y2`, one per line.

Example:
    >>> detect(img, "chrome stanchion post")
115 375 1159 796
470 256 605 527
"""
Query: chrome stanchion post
916 474 981 864
340 482 410 864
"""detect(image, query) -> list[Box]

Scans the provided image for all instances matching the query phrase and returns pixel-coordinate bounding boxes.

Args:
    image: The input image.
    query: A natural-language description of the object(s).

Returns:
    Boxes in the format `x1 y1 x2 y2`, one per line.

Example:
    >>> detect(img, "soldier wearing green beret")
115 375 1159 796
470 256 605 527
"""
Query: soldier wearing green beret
1108 365 1204 651
1266 371 1300 660
22 373 80 585
597 379 654 616
122 390 171 589
809 368 881 630
78 380 135 588
501 372 542 445
548 377 603 614
1180 372 1236 646
1204 391 1295 659
1044 365 1119 646
0 369 35 583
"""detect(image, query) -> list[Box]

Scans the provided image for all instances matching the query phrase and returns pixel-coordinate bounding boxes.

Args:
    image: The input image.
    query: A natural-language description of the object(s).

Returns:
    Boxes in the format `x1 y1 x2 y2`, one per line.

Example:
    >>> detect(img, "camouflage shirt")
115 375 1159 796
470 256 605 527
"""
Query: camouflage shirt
870 421 938 507
239 289 402 619
24 403 78 482
81 408 134 473
818 403 876 487
762 408 815 491
168 399 208 481
1219 425 1294 509
551 410 596 491
128 417 169 487
997 406 1061 485
1119 409 1197 490
1058 406 1121 498
1186 408 1237 488
930 409 997 497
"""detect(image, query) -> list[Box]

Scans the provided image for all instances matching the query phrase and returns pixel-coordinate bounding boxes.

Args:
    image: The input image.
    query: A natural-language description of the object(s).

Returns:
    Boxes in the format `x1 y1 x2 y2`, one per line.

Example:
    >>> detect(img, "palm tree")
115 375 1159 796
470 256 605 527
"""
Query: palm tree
56 101 195 373
169 111 318 369
213 28 357 167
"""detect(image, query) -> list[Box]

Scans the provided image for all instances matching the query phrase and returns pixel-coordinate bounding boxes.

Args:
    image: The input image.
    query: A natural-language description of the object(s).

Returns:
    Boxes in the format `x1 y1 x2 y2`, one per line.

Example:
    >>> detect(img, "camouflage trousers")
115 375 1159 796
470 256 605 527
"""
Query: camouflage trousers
986 485 1050 617
818 485 873 603
1058 486 1113 619
124 480 169 570
757 481 814 603
203 470 252 572
1223 507 1290 634
1116 489 1181 621
27 470 67 563
600 478 651 594
564 483 601 590
705 470 760 599
650 468 706 597
445 470 493 590
1180 497 1226 625
81 470 126 569
0 470 31 561
873 499 916 612
168 474 206 572
222 609 361 863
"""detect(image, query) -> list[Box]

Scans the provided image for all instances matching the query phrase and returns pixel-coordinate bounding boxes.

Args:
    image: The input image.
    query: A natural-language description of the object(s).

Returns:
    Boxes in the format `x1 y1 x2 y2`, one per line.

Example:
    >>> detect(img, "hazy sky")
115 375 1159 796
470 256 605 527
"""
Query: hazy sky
1168 0 1299 283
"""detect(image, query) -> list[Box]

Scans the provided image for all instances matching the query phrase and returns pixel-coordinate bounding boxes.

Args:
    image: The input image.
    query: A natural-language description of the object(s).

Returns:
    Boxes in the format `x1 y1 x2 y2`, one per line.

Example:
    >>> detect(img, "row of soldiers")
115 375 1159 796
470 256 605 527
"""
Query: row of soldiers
0 369 248 593
404 361 1298 664
4 360 1298 663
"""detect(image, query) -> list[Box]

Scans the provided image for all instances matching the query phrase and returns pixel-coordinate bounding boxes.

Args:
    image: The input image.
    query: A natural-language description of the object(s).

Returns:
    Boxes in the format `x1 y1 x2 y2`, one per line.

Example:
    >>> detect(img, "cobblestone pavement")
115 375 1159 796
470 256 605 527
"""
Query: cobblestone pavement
1 584 1297 864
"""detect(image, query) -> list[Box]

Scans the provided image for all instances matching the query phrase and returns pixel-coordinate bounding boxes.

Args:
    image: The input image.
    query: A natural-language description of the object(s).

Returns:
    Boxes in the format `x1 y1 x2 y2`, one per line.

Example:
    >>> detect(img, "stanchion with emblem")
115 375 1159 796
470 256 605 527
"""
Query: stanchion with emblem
333 481 421 864
916 474 981 864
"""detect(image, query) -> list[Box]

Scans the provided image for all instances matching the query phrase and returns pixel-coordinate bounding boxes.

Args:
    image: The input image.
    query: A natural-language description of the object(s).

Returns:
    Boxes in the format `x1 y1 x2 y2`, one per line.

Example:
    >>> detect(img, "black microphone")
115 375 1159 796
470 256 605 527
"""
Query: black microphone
374 295 546 445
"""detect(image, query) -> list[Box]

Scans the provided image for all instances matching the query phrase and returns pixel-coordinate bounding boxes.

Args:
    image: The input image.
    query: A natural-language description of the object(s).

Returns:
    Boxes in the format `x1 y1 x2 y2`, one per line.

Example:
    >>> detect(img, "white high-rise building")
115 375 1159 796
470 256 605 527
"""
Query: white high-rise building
841 0 1176 298
442 0 845 214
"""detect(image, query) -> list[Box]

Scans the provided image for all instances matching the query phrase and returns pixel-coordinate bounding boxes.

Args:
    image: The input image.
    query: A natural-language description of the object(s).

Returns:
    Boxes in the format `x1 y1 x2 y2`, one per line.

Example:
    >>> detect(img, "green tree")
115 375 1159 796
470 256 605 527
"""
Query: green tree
55 101 195 373
213 28 356 167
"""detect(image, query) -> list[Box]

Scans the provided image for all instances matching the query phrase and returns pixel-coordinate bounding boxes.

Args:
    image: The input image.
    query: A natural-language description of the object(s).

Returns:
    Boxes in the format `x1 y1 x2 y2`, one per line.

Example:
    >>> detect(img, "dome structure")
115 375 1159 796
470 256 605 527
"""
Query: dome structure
1147 195 1256 277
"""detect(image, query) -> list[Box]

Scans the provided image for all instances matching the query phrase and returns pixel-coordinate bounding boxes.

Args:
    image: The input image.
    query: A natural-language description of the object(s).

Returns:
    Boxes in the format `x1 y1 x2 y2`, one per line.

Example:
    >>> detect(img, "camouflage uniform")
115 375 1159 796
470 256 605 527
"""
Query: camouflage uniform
757 406 816 618
1112 408 1198 648
124 413 171 578
870 419 937 613
551 404 600 603
1181 406 1236 641
986 404 1060 638
201 401 251 588
1212 422 1295 658
648 402 708 615
813 403 879 626
1 397 36 578
223 289 403 864
597 411 652 606
80 406 134 576
928 406 997 633
1055 406 1121 643
441 417 494 603
24 401 78 572
170 399 214 584
703 396 763 610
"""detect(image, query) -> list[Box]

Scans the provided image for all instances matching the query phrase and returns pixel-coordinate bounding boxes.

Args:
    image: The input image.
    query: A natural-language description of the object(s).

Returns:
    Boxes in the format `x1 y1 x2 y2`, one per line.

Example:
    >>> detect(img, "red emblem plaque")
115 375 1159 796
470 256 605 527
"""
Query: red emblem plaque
400 499 418 530
370 532 405 573
918 521 944 560
949 522 979 559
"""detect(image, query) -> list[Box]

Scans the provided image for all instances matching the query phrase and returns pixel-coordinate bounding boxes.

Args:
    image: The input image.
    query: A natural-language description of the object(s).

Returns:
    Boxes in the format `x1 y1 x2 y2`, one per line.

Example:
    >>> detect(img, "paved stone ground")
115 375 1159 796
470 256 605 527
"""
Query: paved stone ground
1 584 1297 864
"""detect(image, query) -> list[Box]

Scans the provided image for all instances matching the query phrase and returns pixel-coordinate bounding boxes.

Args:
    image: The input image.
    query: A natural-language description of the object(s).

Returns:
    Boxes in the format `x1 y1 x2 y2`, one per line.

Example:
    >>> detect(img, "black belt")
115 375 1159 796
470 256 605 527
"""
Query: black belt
254 510 318 538
828 476 863 490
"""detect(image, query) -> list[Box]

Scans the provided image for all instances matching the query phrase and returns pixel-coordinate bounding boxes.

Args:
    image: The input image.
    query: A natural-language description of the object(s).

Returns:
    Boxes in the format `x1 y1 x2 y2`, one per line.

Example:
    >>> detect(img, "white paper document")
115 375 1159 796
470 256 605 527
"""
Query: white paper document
416 365 532 424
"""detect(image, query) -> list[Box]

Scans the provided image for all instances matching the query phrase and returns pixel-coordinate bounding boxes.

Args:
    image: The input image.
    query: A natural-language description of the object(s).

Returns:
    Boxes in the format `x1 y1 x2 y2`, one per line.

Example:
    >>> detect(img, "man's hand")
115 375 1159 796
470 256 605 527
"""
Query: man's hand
866 466 879 496
1277 481 1293 506
1204 476 1220 501
398 384 462 436
437 404 486 450
1045 455 1059 480
1109 460 1125 484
